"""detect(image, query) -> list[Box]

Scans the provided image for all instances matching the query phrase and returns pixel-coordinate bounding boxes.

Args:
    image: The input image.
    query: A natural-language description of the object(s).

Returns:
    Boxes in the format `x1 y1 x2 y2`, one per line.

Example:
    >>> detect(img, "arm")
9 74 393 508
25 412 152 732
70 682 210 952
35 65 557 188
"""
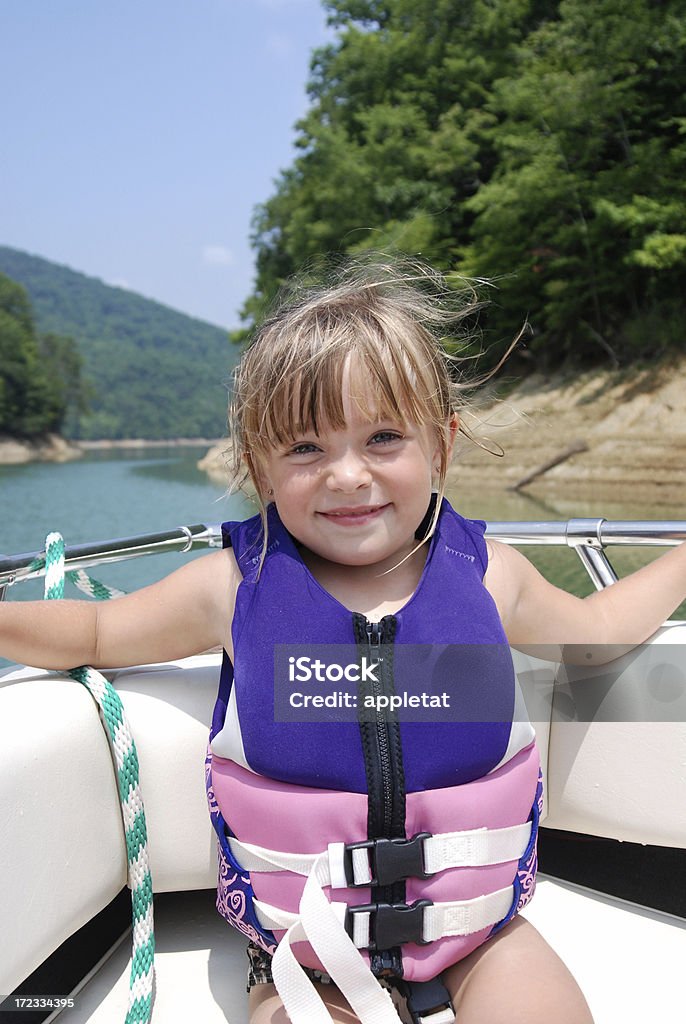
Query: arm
485 539 686 664
0 547 241 670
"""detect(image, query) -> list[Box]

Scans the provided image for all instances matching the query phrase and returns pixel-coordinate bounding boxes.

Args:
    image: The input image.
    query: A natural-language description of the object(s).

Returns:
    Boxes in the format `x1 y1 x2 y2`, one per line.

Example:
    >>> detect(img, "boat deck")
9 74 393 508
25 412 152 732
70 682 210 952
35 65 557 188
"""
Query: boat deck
55 876 686 1023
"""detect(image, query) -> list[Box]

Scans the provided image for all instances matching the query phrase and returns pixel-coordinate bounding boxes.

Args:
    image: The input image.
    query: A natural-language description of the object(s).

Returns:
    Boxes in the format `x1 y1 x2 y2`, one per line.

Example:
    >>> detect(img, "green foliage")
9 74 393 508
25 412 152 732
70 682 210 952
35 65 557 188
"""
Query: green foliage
243 0 686 368
460 0 686 363
39 332 94 436
0 273 72 438
0 248 240 440
245 0 541 324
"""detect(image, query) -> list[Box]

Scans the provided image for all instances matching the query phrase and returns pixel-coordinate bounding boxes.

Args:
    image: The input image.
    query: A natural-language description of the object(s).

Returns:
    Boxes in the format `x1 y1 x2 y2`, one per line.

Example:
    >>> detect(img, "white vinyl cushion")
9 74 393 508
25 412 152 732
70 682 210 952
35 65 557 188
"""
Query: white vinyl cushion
0 671 127 994
0 655 220 994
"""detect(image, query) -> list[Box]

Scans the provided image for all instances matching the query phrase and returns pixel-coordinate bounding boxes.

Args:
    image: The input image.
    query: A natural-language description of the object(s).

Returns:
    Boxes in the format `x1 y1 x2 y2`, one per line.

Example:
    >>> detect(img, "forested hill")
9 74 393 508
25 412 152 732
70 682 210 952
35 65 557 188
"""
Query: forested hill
244 0 686 368
0 246 239 440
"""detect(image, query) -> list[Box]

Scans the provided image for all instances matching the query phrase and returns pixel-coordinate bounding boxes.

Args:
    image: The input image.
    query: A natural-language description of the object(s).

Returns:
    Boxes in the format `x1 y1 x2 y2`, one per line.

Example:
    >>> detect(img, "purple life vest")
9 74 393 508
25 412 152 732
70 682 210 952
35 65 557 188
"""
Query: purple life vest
206 497 541 988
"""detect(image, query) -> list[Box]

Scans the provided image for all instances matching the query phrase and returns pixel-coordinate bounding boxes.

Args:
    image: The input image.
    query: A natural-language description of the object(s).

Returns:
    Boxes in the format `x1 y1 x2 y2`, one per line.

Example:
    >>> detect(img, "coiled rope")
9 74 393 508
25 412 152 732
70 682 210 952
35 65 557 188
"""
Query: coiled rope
32 532 155 1024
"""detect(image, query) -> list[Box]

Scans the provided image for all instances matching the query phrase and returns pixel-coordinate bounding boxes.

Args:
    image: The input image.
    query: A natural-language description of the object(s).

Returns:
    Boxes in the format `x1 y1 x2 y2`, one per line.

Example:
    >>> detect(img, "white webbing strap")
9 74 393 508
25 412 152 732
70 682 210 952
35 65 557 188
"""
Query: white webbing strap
227 840 320 877
352 845 372 885
229 820 532 887
256 884 515 947
350 910 372 949
271 853 400 1024
269 915 337 1023
348 886 515 949
424 887 514 941
423 822 531 874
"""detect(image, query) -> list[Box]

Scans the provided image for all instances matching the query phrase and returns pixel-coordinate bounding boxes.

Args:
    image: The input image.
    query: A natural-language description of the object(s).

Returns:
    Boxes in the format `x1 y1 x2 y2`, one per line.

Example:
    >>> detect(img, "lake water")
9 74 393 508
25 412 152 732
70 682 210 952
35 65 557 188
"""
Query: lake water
0 447 253 601
1 445 685 616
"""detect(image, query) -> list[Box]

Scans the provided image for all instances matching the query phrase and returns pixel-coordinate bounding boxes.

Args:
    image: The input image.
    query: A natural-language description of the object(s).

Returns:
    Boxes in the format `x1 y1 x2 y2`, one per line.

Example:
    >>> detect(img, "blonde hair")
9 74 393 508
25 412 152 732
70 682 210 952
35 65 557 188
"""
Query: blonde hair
228 256 513 569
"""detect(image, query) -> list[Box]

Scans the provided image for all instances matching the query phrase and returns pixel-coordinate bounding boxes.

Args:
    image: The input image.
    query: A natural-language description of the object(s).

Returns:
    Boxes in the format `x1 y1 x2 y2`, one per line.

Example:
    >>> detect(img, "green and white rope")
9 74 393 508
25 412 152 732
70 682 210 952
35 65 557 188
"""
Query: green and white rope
39 532 155 1024
69 567 127 601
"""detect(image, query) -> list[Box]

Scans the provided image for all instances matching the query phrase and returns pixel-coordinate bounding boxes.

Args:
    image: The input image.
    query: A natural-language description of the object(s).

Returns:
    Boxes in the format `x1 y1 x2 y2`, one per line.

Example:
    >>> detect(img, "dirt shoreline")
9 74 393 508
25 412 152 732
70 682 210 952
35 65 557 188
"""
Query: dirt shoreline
79 438 222 449
448 354 686 506
0 434 82 465
0 436 223 465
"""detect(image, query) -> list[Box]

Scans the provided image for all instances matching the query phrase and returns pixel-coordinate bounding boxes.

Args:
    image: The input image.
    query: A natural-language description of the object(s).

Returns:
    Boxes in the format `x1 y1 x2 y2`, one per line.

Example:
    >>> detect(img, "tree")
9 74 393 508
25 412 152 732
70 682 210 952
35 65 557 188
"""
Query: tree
244 0 556 328
241 0 686 367
458 0 686 362
38 333 93 438
0 273 85 438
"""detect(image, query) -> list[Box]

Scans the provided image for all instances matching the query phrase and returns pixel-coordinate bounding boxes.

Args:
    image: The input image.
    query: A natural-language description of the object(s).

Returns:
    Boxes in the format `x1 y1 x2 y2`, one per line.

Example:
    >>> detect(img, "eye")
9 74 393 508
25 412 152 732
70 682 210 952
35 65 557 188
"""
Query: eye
370 430 403 445
287 442 320 456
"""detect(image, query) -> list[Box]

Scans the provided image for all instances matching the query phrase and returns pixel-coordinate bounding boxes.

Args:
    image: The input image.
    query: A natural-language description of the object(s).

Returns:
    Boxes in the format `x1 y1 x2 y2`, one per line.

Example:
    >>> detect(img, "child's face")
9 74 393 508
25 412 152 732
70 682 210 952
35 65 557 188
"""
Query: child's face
259 374 445 572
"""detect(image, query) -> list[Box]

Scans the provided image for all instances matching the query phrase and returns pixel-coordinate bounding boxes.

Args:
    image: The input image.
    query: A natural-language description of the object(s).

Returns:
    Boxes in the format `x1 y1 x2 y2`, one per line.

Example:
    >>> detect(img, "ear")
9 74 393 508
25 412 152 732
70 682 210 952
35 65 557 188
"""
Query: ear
244 452 272 502
432 413 460 476
447 412 460 454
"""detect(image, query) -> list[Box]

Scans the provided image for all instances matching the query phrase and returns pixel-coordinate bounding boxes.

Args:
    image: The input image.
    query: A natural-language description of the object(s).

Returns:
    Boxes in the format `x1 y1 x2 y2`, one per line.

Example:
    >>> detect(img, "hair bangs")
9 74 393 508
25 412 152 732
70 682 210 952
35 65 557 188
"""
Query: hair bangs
255 335 351 451
354 324 446 431
249 306 449 459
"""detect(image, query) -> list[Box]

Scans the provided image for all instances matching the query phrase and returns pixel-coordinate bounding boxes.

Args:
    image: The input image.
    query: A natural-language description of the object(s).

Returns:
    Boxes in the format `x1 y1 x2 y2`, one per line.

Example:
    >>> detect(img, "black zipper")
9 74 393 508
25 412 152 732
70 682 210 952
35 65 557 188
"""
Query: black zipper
353 612 406 976
366 619 394 837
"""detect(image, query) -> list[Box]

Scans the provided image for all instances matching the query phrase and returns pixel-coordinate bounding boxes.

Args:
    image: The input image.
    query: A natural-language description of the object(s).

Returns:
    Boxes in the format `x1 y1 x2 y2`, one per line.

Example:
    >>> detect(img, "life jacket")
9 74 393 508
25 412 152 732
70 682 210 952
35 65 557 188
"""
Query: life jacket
206 497 542 1022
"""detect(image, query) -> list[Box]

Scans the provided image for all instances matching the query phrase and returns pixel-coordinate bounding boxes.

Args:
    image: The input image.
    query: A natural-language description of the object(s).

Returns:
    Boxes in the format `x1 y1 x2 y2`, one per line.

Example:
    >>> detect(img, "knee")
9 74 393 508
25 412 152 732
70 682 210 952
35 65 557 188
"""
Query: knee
454 977 595 1024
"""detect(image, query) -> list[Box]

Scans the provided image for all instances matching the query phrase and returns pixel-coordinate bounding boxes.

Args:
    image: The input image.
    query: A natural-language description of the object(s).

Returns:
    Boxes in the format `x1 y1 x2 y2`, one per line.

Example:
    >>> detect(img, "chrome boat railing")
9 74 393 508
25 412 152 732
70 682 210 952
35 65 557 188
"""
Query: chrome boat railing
1 518 686 599
0 524 223 597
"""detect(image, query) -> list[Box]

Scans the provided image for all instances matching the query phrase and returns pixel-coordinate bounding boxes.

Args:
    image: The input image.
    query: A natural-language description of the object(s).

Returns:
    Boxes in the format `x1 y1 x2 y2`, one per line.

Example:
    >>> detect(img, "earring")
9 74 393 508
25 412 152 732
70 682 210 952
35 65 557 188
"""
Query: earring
267 488 274 496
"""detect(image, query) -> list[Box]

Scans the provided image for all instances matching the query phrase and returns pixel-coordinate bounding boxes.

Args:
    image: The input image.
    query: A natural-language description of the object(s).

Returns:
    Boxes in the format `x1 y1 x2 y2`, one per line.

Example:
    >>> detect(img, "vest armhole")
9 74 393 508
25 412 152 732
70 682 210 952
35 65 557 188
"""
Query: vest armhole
221 519 263 584
220 522 236 551
462 517 489 579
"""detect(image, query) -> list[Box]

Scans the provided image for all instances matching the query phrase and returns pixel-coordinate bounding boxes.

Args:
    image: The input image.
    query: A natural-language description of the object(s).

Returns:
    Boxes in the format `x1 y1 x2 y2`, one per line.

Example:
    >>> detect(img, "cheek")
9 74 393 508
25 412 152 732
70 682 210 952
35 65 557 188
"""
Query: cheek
416 450 437 478
277 472 317 502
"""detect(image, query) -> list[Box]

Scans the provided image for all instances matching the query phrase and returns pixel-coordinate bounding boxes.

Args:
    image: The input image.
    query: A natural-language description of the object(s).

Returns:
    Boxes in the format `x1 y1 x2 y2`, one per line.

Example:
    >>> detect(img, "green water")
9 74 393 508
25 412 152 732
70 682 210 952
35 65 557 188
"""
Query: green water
1 447 684 619
0 447 253 600
449 481 686 616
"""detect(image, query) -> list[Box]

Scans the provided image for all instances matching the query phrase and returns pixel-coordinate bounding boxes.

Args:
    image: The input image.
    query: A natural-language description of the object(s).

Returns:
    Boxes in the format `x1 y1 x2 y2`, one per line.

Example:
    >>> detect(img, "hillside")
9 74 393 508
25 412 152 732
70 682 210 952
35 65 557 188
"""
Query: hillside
0 246 239 440
450 355 686 507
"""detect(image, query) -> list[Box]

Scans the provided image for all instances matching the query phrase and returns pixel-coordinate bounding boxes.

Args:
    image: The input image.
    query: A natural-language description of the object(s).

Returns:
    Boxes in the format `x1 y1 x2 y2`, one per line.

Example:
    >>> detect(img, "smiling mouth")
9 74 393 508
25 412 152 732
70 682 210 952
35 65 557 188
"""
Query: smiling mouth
318 504 388 522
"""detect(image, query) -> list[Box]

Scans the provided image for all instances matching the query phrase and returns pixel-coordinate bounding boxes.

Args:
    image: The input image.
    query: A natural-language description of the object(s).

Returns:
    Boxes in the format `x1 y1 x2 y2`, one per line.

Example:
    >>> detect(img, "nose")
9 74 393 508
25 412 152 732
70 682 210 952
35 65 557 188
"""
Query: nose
325 449 372 491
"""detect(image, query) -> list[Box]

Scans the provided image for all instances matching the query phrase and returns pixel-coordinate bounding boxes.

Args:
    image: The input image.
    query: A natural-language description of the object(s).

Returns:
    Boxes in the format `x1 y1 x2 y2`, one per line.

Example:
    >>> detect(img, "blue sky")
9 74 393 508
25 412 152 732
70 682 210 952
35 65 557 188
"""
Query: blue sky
0 0 332 329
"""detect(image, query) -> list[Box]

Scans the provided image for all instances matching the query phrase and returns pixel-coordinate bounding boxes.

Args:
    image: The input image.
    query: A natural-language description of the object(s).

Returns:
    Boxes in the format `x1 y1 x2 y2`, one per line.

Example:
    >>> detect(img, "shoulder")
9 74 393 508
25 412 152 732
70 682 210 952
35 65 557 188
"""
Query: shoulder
482 538 531 634
175 545 243 607
174 546 243 657
483 539 587 647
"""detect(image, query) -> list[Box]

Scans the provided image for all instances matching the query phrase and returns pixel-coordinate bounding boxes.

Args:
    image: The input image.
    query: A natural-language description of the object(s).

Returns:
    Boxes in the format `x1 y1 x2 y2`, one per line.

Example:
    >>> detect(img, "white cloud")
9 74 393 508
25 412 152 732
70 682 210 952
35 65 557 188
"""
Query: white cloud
107 277 132 290
202 245 235 266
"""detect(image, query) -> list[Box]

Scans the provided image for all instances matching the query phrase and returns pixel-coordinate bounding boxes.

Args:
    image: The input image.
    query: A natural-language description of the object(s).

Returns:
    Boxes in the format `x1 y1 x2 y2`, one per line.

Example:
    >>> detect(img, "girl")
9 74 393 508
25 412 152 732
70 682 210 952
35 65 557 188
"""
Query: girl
2 259 685 1024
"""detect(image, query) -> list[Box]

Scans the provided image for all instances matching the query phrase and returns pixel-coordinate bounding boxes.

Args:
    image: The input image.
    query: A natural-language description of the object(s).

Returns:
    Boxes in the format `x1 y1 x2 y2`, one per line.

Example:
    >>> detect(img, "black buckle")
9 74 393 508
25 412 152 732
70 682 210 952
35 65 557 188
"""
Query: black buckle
343 833 433 887
345 900 432 950
391 977 455 1024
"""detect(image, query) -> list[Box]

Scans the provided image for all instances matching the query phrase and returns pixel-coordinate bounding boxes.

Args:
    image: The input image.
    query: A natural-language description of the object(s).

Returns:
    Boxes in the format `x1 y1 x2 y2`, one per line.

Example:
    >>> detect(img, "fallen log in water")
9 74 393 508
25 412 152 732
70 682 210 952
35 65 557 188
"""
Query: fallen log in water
510 440 589 491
